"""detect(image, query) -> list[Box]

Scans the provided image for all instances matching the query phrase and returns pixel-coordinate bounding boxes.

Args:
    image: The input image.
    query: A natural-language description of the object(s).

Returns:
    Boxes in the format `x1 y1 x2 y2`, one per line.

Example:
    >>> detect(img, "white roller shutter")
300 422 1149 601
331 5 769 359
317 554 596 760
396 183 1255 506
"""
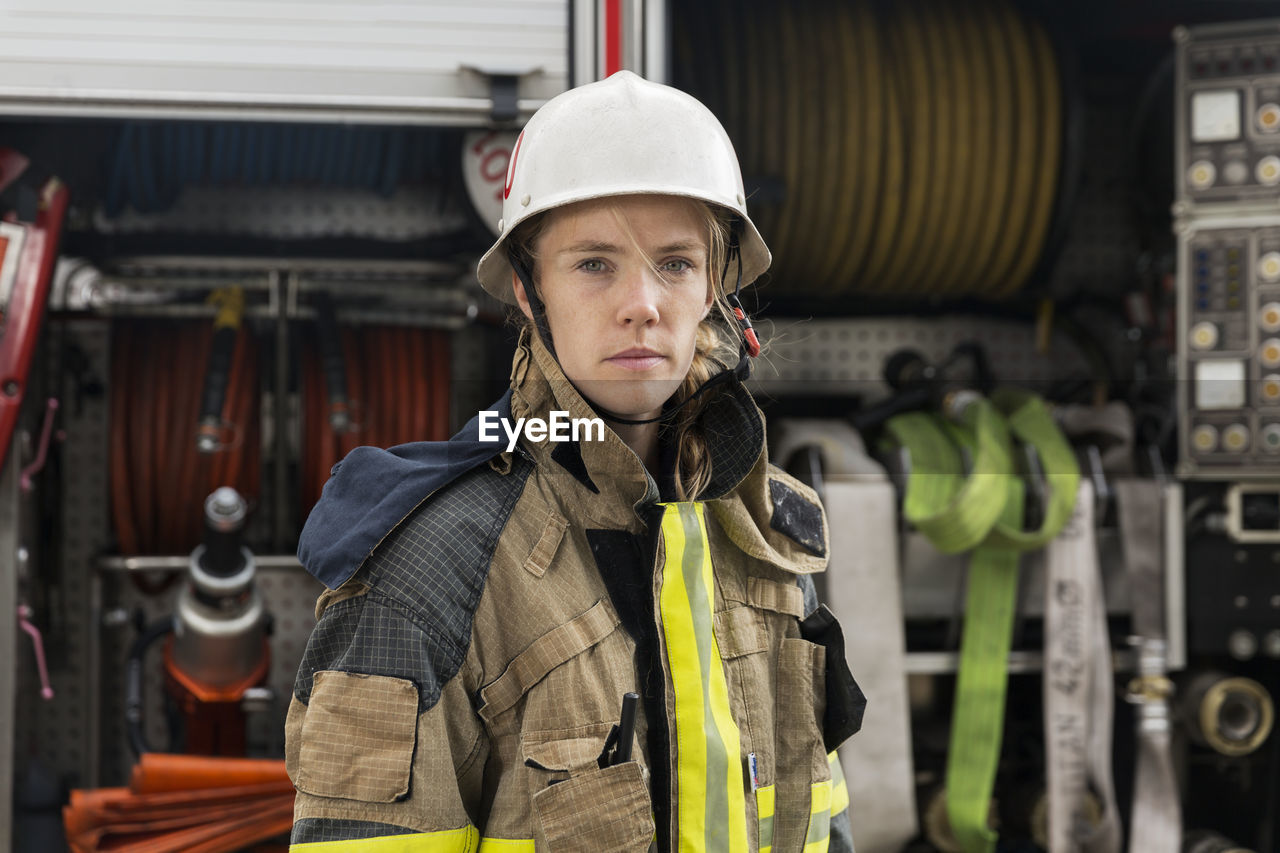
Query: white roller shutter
0 0 568 124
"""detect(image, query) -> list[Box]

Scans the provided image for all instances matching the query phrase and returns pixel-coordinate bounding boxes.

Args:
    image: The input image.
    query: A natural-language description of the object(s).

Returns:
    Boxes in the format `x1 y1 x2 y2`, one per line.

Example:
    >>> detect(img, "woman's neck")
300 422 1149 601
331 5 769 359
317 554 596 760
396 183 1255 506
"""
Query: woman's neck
610 420 661 477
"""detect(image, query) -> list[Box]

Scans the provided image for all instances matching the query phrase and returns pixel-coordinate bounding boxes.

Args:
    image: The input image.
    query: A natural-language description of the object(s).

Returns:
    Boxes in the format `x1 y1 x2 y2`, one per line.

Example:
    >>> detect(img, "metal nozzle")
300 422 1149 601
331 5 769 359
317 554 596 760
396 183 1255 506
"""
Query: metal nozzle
204 487 247 533
198 488 249 579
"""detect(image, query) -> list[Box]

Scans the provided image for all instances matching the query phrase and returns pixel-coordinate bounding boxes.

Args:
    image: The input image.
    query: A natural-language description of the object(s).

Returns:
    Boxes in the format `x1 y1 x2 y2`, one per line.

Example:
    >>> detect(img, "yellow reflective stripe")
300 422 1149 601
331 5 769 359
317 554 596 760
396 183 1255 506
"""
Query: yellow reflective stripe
291 824 479 852
803 779 833 853
756 784 776 853
477 839 534 852
827 752 850 816
658 502 748 853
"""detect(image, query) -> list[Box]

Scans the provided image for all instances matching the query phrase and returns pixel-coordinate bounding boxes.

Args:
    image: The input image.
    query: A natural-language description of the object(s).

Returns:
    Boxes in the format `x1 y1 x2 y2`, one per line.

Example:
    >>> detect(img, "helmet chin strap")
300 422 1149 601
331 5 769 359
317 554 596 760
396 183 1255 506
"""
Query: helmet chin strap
505 221 759 428
508 247 558 360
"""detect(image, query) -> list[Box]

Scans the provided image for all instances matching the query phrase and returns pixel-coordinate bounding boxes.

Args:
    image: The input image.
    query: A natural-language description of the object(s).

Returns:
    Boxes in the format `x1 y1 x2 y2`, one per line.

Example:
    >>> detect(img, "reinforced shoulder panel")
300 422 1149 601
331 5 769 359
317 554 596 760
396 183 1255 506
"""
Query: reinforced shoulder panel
767 468 828 557
294 455 533 711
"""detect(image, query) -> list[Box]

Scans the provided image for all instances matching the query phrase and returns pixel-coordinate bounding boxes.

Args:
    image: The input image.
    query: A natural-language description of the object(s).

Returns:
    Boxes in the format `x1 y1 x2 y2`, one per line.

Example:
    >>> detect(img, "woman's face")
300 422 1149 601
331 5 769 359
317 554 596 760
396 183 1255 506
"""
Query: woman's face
514 194 714 421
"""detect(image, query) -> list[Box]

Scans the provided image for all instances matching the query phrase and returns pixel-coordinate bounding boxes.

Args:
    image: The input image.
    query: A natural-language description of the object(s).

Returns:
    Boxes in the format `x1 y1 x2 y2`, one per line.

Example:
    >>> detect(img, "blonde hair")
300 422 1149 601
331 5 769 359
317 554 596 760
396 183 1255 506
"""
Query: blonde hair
507 197 741 500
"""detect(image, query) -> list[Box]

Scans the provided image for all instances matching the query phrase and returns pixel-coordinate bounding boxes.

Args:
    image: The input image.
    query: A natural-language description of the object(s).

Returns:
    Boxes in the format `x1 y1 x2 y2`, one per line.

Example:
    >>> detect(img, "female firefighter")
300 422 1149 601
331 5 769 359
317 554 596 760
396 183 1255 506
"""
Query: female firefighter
286 70 864 852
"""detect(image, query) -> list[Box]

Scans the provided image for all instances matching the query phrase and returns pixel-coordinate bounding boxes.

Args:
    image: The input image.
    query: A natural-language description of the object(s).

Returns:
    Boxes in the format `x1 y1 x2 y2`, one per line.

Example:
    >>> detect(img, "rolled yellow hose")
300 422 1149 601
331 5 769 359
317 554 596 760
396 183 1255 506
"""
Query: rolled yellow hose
674 0 1062 301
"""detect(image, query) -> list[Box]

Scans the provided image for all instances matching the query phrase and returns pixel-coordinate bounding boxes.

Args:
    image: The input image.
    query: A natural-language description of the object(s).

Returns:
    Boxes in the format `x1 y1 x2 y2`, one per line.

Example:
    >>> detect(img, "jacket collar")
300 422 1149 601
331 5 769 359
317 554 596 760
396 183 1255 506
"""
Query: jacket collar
509 331 766 529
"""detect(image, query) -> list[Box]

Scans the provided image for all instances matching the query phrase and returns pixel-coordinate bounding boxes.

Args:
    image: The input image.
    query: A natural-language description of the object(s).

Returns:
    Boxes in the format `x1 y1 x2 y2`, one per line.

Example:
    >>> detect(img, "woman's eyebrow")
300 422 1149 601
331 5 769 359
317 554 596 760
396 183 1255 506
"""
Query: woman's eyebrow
557 240 707 256
558 240 622 255
654 242 705 256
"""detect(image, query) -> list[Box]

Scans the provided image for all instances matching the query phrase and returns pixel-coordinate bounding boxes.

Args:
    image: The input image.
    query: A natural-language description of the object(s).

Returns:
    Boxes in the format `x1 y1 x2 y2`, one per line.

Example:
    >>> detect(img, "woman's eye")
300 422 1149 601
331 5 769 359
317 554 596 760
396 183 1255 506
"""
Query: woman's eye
577 259 607 273
662 259 693 273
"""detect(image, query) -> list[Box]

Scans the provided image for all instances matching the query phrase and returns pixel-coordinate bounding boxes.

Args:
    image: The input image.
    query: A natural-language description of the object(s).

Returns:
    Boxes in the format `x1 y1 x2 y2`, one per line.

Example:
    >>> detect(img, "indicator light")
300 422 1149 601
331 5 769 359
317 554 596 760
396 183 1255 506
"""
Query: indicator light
1193 424 1219 452
1190 160 1217 189
1263 374 1280 403
1258 156 1280 186
1192 321 1220 350
1263 302 1280 332
1261 251 1280 281
1224 423 1251 452
1260 103 1280 132
1262 338 1280 367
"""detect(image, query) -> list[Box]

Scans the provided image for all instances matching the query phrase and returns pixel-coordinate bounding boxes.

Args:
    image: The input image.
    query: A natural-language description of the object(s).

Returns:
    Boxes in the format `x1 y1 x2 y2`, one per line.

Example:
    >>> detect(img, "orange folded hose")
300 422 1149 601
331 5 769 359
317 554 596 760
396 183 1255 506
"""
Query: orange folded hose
130 753 290 793
64 754 294 853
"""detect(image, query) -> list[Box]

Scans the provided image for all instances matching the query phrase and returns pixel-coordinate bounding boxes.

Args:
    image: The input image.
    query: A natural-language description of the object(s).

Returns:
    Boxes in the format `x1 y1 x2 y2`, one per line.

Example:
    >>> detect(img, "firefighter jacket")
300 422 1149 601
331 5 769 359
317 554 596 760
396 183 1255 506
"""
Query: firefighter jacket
286 331 866 852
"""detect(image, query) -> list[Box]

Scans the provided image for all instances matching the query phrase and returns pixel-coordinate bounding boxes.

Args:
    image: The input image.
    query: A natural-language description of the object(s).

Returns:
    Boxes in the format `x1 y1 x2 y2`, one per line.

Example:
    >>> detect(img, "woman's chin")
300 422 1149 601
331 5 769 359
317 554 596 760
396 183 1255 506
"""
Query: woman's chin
578 380 677 421
580 394 665 422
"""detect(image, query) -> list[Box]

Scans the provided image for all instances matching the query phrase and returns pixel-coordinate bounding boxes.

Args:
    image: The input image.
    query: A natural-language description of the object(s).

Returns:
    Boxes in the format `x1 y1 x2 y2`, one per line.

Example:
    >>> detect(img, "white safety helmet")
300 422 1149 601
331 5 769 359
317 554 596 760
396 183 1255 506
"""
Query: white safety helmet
476 70 771 303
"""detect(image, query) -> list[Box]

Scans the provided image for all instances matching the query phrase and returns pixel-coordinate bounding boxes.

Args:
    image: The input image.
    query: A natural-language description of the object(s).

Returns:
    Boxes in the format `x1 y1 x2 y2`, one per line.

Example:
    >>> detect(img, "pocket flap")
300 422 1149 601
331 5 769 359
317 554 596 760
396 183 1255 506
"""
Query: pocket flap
479 600 620 723
296 670 418 803
714 605 766 659
521 722 615 773
748 576 806 618
533 761 655 852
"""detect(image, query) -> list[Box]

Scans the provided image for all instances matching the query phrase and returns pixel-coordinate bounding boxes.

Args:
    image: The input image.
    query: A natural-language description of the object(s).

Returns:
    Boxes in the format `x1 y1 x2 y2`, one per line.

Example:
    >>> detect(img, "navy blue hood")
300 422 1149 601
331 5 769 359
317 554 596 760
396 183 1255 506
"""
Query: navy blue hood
298 390 513 589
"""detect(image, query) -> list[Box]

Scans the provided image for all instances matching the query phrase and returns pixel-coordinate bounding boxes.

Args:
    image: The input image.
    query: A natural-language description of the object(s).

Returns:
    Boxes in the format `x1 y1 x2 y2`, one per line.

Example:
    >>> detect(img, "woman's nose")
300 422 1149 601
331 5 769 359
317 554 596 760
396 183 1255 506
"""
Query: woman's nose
616 266 661 326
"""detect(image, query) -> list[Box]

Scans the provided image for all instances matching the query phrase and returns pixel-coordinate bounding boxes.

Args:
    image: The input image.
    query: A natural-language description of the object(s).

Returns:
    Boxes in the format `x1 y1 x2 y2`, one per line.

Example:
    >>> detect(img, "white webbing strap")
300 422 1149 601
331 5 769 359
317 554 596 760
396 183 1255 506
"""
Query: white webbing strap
1044 479 1121 853
1115 478 1181 853
772 419 918 852
824 477 918 853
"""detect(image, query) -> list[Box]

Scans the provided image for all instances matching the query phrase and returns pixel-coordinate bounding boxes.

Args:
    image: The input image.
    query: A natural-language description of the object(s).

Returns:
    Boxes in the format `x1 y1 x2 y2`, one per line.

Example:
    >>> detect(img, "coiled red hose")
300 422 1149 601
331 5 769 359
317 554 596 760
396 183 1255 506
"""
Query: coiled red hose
300 324 450 521
109 320 261 562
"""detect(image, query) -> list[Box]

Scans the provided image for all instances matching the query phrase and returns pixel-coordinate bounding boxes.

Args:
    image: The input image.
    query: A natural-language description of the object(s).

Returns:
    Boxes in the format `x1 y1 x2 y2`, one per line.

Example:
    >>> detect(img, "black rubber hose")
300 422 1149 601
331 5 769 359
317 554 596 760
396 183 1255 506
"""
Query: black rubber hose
313 293 351 432
125 618 174 758
850 385 935 434
196 324 237 452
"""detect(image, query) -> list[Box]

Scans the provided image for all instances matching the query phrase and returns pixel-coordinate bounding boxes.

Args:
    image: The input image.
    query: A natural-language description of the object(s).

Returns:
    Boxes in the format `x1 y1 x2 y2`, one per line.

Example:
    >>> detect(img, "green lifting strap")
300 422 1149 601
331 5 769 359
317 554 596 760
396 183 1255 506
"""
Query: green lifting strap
884 390 1079 853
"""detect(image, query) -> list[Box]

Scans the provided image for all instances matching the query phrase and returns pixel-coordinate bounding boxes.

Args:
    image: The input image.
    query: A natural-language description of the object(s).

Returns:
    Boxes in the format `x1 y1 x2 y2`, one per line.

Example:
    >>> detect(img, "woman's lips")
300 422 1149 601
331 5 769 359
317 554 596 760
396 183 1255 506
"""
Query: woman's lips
606 350 665 370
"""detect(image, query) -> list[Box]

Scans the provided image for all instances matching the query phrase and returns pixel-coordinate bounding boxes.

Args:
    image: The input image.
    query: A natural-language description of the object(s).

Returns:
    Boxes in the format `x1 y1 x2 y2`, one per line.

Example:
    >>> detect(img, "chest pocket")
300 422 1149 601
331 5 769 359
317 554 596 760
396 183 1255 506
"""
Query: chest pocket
715 576 811 761
477 599 652 852
477 599 626 727
717 575 833 853
527 748 654 853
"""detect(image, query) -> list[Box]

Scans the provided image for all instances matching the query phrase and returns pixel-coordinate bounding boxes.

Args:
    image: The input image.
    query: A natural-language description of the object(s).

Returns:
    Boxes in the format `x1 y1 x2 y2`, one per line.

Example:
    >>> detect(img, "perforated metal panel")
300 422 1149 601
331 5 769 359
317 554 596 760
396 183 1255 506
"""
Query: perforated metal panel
748 316 1093 400
94 187 469 241
14 319 111 788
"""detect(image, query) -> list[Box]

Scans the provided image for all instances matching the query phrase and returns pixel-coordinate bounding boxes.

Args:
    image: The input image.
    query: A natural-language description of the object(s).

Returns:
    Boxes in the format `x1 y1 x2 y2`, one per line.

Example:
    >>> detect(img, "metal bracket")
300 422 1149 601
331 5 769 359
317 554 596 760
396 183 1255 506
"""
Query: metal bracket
487 74 520 123
460 65 540 124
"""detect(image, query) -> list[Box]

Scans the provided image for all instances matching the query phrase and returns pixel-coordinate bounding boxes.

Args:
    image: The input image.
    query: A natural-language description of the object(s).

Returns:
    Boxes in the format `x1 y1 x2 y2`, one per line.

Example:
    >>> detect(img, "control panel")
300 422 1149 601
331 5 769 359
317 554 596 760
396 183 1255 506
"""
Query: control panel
1177 20 1280 478
1178 223 1280 476
1178 22 1280 204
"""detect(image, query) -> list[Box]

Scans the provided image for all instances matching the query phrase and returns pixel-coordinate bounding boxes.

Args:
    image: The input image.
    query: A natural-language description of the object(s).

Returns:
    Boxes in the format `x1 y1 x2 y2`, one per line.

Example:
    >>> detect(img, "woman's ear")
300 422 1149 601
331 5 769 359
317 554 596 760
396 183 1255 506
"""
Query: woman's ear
512 269 536 322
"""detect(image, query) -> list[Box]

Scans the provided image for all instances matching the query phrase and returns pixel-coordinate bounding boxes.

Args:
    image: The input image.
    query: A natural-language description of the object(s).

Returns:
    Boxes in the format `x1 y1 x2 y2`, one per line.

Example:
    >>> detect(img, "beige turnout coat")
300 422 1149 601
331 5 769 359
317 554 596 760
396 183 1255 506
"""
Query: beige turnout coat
285 333 861 852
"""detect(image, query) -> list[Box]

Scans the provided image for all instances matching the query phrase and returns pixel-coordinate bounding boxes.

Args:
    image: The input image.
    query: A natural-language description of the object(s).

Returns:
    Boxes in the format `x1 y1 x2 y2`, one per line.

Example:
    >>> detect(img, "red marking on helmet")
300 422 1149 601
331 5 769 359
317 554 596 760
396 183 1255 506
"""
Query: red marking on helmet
504 130 524 200
605 0 623 77
745 328 761 357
